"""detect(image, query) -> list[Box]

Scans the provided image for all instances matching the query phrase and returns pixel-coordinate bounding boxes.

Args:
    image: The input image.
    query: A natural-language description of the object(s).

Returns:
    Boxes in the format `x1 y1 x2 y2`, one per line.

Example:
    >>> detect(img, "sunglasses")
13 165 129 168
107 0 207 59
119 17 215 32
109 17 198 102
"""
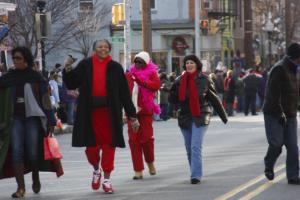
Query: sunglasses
12 56 23 60
134 60 145 65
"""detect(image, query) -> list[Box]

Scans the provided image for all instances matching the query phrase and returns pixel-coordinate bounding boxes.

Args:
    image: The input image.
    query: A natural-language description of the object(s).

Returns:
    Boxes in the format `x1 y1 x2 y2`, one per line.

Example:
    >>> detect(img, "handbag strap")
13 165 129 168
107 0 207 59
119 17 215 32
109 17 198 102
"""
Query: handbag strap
47 132 54 137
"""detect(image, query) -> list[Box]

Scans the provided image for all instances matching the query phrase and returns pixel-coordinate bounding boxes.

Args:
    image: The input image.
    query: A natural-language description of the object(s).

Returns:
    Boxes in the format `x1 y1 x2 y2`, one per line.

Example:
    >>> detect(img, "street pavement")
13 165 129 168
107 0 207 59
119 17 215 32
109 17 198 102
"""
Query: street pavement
0 113 300 200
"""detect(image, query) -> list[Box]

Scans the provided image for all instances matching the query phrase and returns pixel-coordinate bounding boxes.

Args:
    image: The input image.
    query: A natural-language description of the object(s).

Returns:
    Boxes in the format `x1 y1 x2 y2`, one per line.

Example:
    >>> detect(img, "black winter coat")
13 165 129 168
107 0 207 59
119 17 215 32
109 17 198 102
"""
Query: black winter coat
263 57 299 118
243 74 261 94
225 77 235 104
63 58 136 148
169 72 227 129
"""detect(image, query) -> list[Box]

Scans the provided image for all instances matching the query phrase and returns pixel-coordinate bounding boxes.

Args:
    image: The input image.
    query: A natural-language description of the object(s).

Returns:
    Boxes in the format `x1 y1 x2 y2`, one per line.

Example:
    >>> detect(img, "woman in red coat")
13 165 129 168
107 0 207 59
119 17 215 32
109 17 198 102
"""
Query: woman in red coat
126 51 160 179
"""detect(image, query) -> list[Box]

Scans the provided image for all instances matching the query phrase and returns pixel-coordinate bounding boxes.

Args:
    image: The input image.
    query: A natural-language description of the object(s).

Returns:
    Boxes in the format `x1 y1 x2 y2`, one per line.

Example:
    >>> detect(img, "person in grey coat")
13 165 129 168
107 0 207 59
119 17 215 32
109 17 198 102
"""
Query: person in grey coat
159 73 172 120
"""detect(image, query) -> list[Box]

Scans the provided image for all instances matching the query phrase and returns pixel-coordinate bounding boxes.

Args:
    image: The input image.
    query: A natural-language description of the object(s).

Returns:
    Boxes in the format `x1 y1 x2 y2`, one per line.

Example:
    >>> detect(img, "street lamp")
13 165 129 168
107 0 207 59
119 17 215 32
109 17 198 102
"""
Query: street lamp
263 12 274 68
36 1 46 13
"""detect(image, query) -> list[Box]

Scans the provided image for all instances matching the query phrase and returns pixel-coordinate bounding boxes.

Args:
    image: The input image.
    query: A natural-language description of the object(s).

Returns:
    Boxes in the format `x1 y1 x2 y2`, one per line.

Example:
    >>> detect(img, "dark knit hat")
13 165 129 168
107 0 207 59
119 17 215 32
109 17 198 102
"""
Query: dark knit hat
183 55 203 71
287 43 300 59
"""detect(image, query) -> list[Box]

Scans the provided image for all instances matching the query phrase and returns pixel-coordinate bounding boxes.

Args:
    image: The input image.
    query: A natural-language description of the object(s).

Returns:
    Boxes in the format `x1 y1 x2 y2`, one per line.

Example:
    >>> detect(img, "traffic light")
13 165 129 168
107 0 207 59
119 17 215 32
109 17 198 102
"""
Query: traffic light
200 20 208 35
35 12 52 40
112 3 125 26
0 15 8 24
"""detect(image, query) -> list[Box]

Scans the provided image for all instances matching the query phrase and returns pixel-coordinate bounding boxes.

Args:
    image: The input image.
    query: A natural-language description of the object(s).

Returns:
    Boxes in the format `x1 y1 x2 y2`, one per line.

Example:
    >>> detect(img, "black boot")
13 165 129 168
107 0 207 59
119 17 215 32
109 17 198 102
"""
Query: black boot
264 168 274 181
31 161 41 194
11 164 26 198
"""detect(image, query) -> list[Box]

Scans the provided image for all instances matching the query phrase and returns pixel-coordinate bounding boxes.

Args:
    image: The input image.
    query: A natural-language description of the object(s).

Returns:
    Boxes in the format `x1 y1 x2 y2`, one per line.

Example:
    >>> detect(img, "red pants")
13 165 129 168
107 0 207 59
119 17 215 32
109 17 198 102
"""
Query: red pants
128 115 155 171
85 108 115 173
92 108 113 145
85 145 115 173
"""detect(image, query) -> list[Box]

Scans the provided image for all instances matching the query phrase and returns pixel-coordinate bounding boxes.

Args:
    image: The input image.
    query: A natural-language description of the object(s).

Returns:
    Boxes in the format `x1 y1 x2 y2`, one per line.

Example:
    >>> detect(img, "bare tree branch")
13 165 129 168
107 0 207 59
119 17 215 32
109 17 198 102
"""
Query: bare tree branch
61 1 111 58
8 0 110 60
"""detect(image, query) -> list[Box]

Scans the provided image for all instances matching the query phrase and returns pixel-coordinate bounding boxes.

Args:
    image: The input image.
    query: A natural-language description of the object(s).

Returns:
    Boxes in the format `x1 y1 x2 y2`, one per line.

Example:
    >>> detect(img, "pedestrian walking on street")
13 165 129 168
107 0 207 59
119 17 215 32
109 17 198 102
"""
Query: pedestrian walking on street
235 71 245 113
169 55 227 184
49 71 60 109
126 51 160 180
0 47 61 198
263 43 300 185
224 69 235 116
159 72 172 121
243 69 260 116
63 40 139 193
215 68 225 102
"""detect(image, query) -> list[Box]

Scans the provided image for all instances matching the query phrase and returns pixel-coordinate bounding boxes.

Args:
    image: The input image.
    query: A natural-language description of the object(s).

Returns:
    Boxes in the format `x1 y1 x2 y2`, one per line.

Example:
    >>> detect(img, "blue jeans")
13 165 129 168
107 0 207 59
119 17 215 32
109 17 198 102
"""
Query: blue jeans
264 114 299 180
11 116 41 166
160 103 169 120
180 122 208 180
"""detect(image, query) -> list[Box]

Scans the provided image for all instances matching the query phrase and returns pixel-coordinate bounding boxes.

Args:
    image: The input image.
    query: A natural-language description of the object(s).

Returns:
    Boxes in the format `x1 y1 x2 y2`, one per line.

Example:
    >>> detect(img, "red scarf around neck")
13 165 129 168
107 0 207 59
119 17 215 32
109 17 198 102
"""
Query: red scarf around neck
179 71 201 117
92 54 112 96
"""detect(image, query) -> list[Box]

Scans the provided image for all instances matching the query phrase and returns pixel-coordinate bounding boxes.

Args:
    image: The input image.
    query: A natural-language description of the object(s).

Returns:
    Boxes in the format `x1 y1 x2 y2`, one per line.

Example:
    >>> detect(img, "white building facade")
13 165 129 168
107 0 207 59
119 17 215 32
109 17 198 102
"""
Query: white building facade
46 0 222 73
111 0 222 74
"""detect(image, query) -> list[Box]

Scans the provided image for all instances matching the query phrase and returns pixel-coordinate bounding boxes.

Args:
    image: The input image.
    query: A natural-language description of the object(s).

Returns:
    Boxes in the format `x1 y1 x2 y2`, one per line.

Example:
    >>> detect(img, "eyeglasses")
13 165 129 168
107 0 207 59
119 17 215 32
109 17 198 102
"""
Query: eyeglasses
12 56 23 61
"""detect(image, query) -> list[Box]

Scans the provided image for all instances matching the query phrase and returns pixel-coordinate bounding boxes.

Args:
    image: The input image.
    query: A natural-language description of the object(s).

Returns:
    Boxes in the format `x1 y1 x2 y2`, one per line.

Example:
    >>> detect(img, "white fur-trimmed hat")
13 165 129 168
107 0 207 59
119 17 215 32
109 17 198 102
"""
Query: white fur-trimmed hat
134 51 150 64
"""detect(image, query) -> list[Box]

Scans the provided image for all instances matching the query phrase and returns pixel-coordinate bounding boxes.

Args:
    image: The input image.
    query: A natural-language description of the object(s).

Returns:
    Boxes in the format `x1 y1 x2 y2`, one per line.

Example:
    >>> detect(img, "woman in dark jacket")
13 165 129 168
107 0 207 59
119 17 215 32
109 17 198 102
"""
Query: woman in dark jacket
0 47 60 198
63 40 139 194
169 55 227 184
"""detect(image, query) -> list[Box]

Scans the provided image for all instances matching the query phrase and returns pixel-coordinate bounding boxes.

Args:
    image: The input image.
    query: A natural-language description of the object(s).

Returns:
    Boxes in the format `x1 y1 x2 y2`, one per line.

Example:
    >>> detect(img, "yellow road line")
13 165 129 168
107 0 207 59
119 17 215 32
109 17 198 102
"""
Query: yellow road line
214 164 286 200
239 173 286 200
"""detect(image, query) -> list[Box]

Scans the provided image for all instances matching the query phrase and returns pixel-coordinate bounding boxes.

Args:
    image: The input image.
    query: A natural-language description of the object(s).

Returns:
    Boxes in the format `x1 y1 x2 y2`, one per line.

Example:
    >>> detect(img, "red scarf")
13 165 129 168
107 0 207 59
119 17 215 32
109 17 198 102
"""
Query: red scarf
179 71 201 117
224 77 231 91
92 54 112 96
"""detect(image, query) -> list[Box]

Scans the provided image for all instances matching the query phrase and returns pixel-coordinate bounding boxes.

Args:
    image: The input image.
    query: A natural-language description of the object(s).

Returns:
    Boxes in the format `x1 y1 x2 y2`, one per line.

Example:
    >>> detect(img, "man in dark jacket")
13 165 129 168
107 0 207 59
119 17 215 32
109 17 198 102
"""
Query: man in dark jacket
263 43 300 185
243 69 260 116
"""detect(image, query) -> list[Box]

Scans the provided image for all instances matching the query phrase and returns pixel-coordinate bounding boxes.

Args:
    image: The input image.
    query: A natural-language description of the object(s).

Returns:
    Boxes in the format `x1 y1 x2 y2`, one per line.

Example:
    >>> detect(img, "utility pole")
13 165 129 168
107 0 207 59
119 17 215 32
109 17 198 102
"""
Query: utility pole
124 0 131 71
195 0 200 58
36 0 47 76
285 0 291 47
141 0 152 54
244 0 254 68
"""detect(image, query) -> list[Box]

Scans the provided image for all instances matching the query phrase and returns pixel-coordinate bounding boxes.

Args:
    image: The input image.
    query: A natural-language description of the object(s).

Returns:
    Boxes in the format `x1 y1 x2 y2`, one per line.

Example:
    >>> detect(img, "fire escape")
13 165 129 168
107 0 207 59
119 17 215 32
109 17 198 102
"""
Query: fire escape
205 0 236 32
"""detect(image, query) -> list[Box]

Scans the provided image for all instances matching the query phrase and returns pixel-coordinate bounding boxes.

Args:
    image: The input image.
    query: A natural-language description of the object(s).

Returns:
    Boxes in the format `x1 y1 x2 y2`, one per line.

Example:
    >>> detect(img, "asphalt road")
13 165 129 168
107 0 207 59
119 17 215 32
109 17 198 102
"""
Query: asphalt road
0 113 299 200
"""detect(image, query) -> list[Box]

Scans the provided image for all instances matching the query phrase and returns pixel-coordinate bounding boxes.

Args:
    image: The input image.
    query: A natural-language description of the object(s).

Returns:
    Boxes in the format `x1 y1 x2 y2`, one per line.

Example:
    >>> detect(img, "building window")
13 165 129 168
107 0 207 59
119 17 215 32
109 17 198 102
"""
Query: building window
140 0 156 10
203 0 212 10
79 0 93 12
150 0 155 9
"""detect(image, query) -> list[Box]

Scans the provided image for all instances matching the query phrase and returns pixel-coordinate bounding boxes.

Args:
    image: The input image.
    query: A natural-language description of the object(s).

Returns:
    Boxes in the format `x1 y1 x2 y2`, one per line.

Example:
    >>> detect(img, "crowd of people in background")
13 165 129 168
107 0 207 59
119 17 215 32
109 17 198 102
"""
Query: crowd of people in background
154 62 268 121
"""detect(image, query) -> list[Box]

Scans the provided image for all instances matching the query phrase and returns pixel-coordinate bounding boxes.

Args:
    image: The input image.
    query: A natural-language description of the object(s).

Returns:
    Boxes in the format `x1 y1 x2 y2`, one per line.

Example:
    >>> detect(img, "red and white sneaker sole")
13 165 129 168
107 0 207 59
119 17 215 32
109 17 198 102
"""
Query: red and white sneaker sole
102 184 114 194
91 173 101 190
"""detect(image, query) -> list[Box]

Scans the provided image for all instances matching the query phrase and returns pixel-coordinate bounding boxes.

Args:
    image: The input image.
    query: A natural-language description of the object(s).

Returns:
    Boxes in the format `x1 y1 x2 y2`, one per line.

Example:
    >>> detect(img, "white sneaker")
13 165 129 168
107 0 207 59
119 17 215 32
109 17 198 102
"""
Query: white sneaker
91 170 101 190
102 179 114 194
